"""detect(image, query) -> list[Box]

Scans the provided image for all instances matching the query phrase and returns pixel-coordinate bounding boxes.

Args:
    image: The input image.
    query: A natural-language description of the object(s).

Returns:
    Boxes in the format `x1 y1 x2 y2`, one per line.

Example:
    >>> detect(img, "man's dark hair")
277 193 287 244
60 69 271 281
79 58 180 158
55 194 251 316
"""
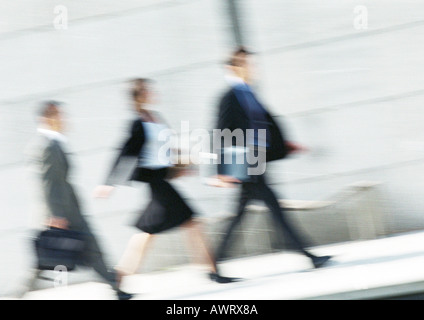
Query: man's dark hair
132 78 150 88
39 101 61 118
227 46 252 66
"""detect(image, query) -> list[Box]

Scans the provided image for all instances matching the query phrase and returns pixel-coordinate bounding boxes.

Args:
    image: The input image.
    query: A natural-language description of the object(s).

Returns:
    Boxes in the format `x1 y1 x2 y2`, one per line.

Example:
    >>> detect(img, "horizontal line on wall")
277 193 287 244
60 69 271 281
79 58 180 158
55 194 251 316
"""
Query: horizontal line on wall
265 19 424 55
0 18 423 108
0 58 220 107
0 0 198 42
272 155 424 186
281 88 424 118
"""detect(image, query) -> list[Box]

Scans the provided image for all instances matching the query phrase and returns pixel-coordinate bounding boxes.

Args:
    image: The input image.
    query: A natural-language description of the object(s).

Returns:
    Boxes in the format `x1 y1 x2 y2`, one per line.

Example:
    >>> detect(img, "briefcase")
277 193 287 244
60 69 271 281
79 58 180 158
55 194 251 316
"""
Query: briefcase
34 228 86 271
218 147 251 182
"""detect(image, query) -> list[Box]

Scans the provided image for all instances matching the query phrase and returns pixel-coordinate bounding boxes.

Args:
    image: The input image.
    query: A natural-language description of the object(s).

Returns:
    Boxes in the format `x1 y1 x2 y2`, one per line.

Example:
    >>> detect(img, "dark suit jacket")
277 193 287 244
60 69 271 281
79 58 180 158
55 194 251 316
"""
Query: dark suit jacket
37 137 87 230
105 118 146 186
216 88 292 163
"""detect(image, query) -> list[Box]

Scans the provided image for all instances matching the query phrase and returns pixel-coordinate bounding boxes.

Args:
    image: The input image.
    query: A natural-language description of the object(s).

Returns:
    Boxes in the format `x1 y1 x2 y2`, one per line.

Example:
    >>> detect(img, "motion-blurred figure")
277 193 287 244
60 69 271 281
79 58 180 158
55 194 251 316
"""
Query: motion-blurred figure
214 47 332 268
21 101 132 300
94 79 236 284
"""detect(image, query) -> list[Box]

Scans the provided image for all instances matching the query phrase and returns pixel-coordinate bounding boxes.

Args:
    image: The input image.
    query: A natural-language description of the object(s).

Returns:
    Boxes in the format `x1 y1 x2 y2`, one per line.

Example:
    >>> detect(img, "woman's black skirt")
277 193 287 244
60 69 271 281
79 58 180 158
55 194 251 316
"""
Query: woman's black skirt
131 167 194 234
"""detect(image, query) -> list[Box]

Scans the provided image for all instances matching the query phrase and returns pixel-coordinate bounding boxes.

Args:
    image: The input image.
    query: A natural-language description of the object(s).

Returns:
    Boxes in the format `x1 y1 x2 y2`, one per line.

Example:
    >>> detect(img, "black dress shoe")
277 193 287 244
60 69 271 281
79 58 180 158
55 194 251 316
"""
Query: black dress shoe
208 273 242 284
116 290 134 300
312 255 332 269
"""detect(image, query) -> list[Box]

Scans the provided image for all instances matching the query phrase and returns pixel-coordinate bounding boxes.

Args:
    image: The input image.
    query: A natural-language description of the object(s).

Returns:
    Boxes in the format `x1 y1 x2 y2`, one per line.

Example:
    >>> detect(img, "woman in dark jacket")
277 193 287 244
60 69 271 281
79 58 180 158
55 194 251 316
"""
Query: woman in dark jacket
94 79 235 284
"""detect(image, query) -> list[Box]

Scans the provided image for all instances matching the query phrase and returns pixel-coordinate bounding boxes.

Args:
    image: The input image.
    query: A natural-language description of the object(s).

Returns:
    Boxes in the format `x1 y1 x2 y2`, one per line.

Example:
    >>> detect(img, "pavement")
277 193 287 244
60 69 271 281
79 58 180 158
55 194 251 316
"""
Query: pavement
6 230 424 300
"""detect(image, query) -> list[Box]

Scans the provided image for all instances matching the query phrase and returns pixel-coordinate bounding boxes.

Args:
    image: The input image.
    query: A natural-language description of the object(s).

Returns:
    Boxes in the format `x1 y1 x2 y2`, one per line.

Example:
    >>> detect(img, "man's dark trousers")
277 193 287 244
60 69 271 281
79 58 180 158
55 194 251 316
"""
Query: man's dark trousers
215 174 314 261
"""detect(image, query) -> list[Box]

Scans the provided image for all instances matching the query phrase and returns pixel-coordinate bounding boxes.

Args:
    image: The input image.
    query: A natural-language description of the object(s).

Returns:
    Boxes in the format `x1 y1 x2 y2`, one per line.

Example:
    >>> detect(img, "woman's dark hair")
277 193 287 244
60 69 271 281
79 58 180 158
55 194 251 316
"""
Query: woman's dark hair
130 78 151 102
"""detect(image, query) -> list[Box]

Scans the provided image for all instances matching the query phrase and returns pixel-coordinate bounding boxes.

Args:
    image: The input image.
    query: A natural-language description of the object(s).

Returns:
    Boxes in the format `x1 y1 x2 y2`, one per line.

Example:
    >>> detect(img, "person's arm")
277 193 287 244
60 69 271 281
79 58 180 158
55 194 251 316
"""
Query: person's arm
106 120 145 184
213 91 242 185
94 120 145 198
268 115 308 161
42 143 70 225
217 92 235 131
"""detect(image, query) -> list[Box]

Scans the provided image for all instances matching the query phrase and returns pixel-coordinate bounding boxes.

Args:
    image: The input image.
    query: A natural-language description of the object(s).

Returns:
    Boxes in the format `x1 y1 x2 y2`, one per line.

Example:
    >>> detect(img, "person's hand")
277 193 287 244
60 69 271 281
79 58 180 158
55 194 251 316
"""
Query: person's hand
93 185 115 198
47 217 69 229
172 166 190 179
286 141 309 154
206 175 241 188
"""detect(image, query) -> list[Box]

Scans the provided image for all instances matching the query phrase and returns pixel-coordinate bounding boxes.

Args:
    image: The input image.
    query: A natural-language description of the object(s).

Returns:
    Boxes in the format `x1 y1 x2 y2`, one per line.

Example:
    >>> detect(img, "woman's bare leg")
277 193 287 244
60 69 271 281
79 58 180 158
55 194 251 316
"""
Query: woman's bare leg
182 219 217 273
115 232 155 278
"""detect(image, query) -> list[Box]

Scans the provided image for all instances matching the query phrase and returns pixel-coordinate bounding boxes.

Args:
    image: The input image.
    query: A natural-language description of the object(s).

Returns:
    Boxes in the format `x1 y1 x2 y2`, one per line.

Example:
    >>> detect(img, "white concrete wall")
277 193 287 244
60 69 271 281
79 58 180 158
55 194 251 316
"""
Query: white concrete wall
241 0 424 233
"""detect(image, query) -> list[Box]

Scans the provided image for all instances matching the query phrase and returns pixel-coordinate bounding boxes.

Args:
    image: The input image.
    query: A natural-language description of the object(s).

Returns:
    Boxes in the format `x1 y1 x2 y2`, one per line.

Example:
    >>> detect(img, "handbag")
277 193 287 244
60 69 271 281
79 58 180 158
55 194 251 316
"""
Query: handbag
34 227 86 271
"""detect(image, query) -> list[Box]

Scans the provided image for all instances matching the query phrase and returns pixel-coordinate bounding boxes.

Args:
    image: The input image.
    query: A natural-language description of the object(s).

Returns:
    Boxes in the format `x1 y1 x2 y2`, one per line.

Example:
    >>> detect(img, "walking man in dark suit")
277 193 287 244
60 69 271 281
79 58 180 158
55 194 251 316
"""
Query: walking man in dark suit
23 101 132 300
214 47 331 269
